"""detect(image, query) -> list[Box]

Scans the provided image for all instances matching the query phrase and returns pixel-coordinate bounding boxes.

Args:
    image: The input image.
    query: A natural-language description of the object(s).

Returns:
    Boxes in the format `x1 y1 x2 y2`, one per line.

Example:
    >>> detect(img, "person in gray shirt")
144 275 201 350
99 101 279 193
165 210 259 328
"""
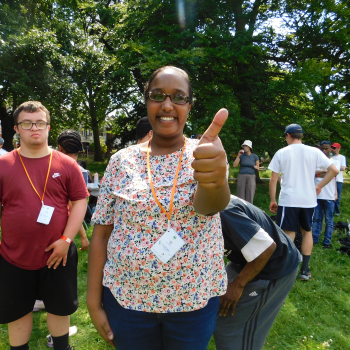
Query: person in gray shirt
233 140 259 203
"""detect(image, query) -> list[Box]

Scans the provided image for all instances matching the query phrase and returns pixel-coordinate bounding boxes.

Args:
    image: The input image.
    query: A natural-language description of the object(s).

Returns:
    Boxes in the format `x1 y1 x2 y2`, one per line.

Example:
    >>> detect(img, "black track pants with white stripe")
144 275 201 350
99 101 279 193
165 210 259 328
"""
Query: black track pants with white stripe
213 263 298 350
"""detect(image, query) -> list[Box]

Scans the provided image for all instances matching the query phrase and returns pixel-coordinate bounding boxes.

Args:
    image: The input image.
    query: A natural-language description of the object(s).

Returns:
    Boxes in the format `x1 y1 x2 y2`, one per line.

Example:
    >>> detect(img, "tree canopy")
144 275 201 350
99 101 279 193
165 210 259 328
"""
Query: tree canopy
0 0 349 159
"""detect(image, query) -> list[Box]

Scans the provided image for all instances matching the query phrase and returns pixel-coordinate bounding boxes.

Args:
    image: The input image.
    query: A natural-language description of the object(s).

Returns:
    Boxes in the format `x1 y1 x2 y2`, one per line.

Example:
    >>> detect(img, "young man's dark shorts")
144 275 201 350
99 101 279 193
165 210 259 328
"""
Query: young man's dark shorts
276 206 315 232
0 243 78 324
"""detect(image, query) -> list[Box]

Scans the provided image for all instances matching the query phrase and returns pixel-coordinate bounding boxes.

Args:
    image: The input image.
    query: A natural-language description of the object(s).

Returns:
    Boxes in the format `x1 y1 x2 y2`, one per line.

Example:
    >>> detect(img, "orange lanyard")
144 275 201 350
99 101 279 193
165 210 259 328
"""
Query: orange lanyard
17 148 53 204
147 137 186 224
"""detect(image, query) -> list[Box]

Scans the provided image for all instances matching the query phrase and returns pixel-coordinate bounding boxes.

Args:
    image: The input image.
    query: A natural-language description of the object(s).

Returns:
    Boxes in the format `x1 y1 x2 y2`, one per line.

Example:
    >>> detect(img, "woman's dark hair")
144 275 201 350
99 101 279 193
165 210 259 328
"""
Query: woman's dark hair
143 66 193 104
57 129 82 154
136 117 152 140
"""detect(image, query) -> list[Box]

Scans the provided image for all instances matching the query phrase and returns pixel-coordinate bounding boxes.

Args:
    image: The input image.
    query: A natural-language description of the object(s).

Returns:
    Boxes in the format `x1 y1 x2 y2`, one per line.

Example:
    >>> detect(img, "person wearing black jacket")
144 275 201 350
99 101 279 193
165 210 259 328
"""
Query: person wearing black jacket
214 195 301 350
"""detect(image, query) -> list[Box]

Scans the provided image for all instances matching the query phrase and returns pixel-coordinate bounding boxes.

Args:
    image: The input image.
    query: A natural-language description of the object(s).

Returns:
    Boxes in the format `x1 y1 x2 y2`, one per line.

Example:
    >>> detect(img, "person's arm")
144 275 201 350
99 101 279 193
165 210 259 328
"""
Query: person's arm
68 200 89 250
219 242 276 316
254 159 259 170
269 171 279 213
192 109 230 215
334 181 338 201
315 164 339 195
233 153 242 167
88 170 93 183
340 166 346 171
45 198 87 269
87 224 114 347
78 225 90 251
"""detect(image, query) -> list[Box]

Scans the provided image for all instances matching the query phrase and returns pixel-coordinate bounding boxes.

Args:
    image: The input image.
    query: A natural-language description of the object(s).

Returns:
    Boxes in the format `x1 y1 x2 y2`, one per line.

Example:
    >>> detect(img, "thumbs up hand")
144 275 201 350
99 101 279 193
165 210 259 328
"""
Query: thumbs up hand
192 109 230 215
192 108 228 188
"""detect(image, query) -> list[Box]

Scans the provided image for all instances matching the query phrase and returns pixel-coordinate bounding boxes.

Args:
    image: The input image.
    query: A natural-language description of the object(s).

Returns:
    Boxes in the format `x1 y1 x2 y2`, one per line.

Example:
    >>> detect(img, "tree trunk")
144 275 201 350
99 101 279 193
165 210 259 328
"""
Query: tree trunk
255 168 264 184
91 120 103 161
88 87 103 161
0 105 15 151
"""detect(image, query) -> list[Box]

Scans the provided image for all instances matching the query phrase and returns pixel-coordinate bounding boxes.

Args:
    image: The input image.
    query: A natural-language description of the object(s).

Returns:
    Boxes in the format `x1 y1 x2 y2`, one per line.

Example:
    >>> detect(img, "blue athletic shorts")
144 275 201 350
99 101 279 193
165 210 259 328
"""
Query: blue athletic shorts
276 206 315 232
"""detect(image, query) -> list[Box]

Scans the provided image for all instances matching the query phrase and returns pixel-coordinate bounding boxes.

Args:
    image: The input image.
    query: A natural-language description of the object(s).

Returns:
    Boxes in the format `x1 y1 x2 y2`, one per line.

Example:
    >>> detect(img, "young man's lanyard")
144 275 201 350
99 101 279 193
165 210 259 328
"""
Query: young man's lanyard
17 148 55 225
146 137 186 230
17 148 52 205
17 148 52 204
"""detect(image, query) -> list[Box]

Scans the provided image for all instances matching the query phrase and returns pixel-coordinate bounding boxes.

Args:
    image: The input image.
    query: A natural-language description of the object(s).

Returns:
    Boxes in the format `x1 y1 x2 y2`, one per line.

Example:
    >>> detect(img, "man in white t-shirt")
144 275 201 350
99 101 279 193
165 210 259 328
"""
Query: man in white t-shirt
331 142 347 216
313 141 340 250
0 138 8 156
268 124 339 281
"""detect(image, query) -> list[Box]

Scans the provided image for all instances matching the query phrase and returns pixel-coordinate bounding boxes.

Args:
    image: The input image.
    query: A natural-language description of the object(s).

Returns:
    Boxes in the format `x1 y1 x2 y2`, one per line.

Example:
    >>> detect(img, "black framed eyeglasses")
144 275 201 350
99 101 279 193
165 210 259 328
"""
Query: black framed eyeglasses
148 91 189 105
320 140 331 145
17 121 49 130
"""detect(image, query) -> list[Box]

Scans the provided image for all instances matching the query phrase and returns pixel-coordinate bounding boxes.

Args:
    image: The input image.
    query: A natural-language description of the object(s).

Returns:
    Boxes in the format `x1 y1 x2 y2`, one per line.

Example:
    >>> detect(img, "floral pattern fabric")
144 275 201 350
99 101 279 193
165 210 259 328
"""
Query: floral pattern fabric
92 138 227 313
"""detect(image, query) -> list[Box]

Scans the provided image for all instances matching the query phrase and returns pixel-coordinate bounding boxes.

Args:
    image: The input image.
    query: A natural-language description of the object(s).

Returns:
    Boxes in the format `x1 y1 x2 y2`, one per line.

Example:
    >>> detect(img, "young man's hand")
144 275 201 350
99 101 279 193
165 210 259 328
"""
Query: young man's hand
219 281 244 316
269 201 278 214
45 239 70 269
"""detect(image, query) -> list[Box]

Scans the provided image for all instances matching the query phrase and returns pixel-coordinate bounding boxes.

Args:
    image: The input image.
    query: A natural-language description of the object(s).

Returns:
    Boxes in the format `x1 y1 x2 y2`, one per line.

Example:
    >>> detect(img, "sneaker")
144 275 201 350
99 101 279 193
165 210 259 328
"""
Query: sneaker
46 334 53 348
299 271 310 281
69 326 78 337
323 244 332 249
33 300 45 312
335 213 341 217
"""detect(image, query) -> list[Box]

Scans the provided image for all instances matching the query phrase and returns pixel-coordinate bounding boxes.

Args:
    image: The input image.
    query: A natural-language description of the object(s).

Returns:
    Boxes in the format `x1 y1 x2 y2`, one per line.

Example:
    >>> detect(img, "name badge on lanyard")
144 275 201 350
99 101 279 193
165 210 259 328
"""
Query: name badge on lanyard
37 203 55 225
146 137 187 264
151 227 185 264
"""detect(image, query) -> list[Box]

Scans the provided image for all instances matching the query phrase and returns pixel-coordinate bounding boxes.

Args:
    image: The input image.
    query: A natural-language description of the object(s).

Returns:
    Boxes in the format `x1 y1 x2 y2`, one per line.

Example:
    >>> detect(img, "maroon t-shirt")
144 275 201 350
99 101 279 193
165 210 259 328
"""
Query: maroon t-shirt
0 150 89 270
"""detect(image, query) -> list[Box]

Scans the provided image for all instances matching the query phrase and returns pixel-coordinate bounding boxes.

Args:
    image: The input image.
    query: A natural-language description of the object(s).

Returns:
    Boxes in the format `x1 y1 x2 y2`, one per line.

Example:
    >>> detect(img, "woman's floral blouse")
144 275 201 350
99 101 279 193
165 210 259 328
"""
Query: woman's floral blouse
92 138 227 313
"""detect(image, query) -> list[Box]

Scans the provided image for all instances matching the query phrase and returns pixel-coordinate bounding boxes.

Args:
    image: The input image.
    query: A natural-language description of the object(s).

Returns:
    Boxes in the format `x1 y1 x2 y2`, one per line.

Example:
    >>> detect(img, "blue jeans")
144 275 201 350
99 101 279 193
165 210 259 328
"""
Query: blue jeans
102 286 219 350
334 182 343 215
312 199 335 245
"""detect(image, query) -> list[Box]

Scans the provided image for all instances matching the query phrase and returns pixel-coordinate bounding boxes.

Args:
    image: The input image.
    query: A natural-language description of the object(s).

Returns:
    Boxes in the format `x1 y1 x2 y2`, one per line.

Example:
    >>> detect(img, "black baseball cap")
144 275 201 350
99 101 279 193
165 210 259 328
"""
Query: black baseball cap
282 124 303 137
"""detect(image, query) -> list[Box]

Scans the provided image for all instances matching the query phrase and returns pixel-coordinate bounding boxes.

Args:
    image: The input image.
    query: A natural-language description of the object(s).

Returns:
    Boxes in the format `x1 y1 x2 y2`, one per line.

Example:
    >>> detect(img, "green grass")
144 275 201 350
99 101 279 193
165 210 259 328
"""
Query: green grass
78 157 109 179
1 171 350 349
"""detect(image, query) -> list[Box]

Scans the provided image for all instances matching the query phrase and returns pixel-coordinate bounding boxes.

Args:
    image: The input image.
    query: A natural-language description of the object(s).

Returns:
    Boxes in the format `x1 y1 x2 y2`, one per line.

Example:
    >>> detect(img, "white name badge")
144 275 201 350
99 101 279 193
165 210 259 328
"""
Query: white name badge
151 228 185 264
37 205 55 225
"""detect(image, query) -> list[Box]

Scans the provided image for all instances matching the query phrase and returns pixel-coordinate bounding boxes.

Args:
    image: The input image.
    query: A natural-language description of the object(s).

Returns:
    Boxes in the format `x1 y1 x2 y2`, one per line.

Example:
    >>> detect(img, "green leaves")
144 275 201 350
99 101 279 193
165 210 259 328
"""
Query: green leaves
1 0 349 157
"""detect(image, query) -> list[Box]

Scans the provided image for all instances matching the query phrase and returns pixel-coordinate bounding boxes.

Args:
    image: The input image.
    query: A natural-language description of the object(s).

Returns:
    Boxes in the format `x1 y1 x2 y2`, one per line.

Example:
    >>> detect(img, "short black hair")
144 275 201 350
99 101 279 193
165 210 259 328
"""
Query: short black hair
136 117 152 141
77 160 87 169
288 132 303 140
57 129 82 154
143 66 193 105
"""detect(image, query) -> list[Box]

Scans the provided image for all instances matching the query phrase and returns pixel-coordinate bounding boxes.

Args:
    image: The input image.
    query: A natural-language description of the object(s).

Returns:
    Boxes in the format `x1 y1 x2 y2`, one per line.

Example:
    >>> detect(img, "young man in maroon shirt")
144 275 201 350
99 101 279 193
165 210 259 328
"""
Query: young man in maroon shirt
0 101 89 350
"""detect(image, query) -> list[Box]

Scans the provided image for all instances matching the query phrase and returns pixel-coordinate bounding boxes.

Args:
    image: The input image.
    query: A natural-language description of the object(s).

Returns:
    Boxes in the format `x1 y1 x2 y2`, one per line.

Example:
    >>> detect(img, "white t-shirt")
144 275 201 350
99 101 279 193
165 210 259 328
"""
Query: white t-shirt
315 158 340 200
332 154 347 182
78 165 89 186
268 144 332 208
0 149 8 156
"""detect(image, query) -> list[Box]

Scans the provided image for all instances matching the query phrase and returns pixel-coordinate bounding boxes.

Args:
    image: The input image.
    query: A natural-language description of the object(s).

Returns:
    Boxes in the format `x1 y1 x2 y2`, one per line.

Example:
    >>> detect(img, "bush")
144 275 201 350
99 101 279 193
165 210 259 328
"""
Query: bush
89 140 107 153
